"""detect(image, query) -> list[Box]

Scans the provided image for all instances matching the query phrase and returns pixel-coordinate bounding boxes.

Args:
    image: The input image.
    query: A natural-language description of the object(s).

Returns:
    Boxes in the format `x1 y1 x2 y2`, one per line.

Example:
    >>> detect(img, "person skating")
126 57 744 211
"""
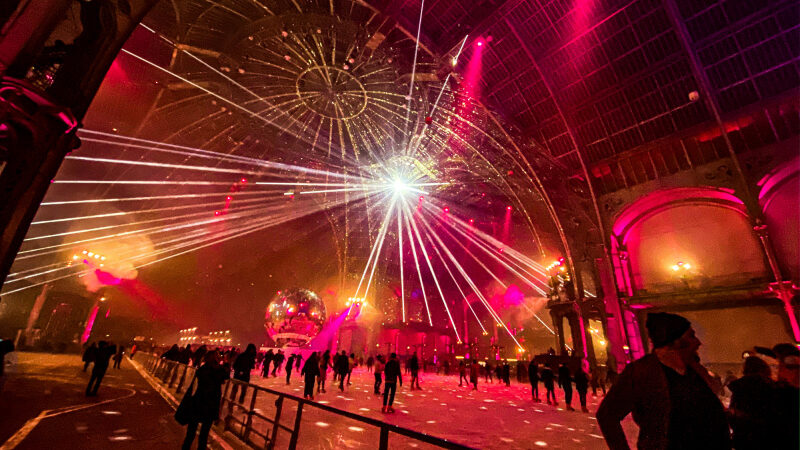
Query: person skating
261 349 274 378
458 360 467 386
271 350 284 377
366 355 374 373
112 345 124 369
181 351 229 450
318 350 331 393
574 365 590 413
469 359 480 390
596 312 729 450
484 361 493 383
494 362 502 384
335 350 349 392
541 364 557 405
382 353 402 413
301 352 320 400
294 353 302 370
347 353 356 385
85 341 115 396
528 360 540 402
373 355 385 395
284 354 295 385
231 343 257 404
502 360 511 387
558 362 574 411
82 342 97 372
408 351 421 390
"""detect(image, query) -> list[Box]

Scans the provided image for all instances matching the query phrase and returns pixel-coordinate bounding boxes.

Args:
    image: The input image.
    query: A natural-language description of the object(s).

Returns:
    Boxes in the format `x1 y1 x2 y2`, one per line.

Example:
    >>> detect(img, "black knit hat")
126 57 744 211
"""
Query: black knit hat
646 312 691 348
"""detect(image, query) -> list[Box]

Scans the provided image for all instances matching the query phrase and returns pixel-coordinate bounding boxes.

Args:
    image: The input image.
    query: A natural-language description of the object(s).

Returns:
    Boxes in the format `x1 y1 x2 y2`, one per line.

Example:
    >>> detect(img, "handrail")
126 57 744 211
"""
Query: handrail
137 353 475 450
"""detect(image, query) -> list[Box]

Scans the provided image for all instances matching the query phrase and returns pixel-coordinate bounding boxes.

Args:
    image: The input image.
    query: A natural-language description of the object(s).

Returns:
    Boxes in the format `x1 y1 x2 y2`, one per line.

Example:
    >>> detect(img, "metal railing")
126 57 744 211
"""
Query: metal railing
136 353 474 450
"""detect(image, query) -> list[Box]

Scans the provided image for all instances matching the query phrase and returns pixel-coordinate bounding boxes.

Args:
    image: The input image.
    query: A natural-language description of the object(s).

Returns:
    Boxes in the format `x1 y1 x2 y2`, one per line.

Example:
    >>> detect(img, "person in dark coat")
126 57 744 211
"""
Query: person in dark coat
458 360 467 386
502 360 511 386
230 344 256 403
181 351 229 450
484 361 493 383
558 363 574 411
541 364 557 405
574 365 590 413
469 359 480 390
178 345 192 365
408 352 421 390
382 353 402 412
597 312 728 450
86 341 115 396
728 356 774 449
261 349 274 377
192 345 207 367
301 352 320 400
112 345 124 369
271 350 284 377
494 362 502 383
528 360 540 402
162 344 180 361
82 342 97 372
284 354 295 385
335 350 349 392
294 353 302 370
318 350 331 393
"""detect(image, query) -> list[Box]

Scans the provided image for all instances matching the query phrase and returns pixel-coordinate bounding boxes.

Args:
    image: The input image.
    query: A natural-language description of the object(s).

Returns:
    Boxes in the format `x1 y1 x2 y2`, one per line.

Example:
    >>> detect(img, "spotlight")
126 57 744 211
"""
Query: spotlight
392 178 408 195
506 205 512 211
443 207 449 213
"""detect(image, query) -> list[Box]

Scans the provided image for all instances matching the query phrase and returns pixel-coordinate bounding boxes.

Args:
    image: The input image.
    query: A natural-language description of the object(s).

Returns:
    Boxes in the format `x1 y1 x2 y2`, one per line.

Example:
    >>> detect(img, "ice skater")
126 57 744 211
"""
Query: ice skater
528 360 540 402
541 364 557 405
382 353 402 413
301 352 319 400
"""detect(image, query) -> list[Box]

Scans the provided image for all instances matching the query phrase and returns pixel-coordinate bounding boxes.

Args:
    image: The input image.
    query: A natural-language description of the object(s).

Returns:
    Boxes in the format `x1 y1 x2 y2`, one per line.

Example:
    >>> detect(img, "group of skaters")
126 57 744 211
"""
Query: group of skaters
80 341 126 396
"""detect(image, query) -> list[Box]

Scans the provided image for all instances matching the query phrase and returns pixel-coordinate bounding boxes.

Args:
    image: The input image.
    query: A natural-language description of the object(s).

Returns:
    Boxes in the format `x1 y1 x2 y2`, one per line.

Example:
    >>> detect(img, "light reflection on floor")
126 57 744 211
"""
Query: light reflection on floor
249 368 637 449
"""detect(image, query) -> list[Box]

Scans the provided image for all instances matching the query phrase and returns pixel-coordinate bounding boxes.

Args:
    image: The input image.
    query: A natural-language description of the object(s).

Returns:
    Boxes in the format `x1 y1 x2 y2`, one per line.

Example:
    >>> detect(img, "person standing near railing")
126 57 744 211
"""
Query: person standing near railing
181 351 229 450
382 353 402 413
261 349 274 378
231 344 257 404
301 352 320 400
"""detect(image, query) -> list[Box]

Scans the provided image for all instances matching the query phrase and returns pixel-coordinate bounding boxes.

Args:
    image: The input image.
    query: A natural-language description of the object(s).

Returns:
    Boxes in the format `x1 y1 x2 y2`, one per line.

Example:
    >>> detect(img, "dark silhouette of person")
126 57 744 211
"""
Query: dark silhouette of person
528 360 540 402
301 352 319 400
346 353 355 385
382 353 402 412
82 342 97 372
590 366 606 396
541 364 557 405
494 362 503 383
469 359 480 390
294 353 302 370
0 337 15 392
231 344 256 404
112 345 124 369
597 312 728 450
271 350 284 377
458 360 467 386
335 350 349 392
178 345 192 365
261 349 274 377
408 352 421 390
574 365 590 413
181 351 229 450
366 355 374 373
558 363 574 411
318 350 331 393
162 344 180 361
86 341 115 396
728 356 775 449
502 360 511 386
284 354 295 385
192 345 207 367
484 361 493 383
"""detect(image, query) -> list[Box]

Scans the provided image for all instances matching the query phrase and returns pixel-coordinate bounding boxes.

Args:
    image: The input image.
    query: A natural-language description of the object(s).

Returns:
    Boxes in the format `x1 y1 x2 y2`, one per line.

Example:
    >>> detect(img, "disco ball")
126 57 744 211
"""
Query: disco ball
265 288 327 347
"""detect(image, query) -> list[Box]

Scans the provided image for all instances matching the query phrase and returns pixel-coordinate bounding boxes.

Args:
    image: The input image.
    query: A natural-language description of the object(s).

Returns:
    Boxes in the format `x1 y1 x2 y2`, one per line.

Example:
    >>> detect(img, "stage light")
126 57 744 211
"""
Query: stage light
506 205 512 211
419 195 424 201
477 40 483 47
443 207 449 213
392 178 409 195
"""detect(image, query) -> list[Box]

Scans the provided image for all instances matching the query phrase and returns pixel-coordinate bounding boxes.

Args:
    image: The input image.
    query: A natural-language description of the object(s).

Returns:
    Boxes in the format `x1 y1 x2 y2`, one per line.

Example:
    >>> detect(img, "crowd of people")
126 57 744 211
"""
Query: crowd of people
150 311 798 450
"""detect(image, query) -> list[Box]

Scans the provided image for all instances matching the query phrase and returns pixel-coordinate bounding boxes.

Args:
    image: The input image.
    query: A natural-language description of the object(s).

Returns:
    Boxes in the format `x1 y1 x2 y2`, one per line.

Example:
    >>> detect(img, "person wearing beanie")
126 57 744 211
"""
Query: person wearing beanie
596 312 730 450
771 343 799 450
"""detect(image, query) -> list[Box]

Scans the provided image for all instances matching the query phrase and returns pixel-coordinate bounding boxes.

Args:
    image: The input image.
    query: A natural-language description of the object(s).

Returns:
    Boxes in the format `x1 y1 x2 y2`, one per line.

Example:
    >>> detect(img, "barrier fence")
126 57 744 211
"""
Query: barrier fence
136 353 475 450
